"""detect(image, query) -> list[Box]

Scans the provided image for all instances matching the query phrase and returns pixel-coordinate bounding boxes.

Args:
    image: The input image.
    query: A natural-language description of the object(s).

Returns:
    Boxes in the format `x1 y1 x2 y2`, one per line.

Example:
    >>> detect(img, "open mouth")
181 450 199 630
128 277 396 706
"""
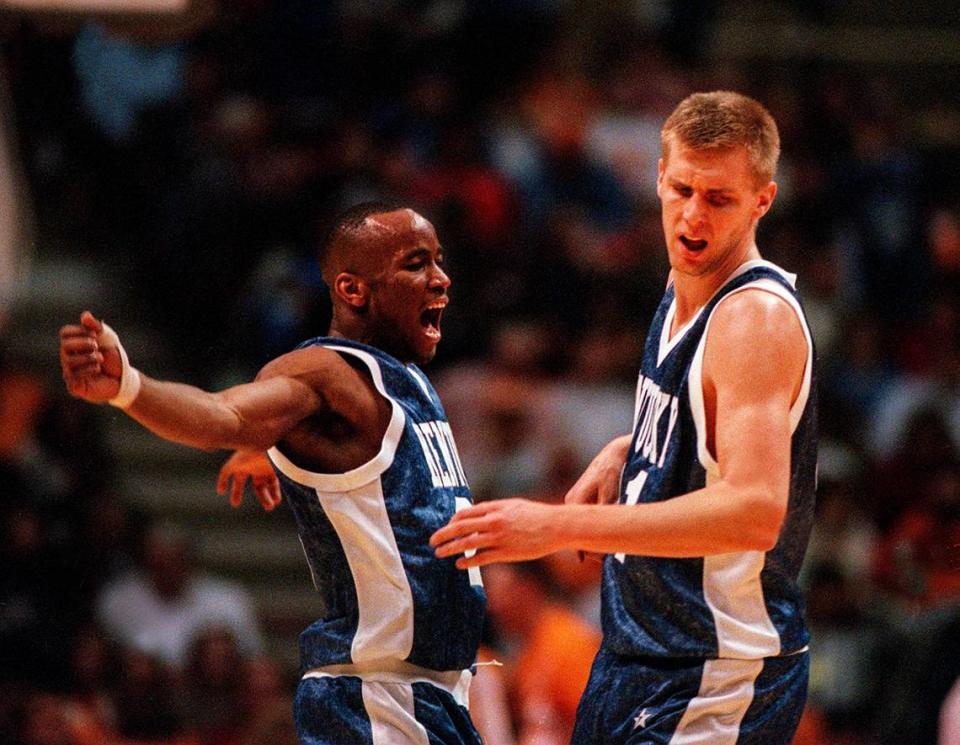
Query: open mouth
419 303 445 339
679 236 708 252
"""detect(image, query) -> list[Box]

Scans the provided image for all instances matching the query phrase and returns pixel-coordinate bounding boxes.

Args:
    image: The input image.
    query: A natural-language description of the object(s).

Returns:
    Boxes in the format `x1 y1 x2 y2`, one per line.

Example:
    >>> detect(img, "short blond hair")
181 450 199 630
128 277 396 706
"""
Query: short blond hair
661 91 780 187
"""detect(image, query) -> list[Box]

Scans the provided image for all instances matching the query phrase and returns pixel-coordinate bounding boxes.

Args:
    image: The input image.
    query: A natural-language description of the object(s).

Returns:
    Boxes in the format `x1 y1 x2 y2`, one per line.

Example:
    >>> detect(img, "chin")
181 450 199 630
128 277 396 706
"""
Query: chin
416 346 439 366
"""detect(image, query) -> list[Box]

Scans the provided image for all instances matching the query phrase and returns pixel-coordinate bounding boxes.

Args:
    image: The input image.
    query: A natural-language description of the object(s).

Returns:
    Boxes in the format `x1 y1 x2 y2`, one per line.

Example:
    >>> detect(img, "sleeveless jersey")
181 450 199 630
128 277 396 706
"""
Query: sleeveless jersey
267 338 486 673
602 259 817 660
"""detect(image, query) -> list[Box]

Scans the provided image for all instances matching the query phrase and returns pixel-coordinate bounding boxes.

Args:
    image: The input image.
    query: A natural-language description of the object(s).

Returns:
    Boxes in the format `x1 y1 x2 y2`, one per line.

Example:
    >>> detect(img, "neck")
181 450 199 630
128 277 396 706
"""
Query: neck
328 307 412 363
328 307 370 346
673 241 761 327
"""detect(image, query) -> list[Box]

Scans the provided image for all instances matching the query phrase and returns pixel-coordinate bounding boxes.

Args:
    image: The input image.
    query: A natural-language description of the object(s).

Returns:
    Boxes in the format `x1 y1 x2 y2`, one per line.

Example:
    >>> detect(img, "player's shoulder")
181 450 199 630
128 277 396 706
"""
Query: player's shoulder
710 286 803 344
705 287 807 387
254 345 359 383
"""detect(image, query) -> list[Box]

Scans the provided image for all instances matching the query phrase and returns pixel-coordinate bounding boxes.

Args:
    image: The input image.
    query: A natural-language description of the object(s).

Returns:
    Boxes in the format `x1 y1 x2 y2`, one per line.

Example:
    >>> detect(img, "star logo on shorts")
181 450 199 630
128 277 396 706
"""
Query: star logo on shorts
633 708 651 729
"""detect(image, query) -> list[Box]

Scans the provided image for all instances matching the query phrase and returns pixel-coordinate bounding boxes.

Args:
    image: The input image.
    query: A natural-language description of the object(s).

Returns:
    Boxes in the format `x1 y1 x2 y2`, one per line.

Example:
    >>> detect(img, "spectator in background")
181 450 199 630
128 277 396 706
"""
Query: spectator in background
0 345 111 506
435 320 566 499
823 315 895 440
805 562 892 743
74 490 141 609
873 464 960 609
483 562 600 744
181 627 245 745
868 316 960 462
469 375 556 502
237 655 297 745
64 623 122 743
0 498 73 686
876 604 960 745
96 521 263 671
537 326 639 470
869 407 960 530
804 476 879 587
833 109 927 324
70 2 214 255
112 648 196 745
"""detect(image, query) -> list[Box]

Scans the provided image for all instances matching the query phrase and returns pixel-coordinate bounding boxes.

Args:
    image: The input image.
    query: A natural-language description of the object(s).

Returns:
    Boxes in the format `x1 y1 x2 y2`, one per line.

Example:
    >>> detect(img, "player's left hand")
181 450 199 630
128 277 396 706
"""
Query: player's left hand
217 450 282 511
430 498 564 569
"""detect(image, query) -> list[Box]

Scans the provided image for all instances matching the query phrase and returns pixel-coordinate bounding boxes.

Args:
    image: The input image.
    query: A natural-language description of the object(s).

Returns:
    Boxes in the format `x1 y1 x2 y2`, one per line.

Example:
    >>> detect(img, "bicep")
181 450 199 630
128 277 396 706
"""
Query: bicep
225 346 383 449
215 375 325 448
705 291 807 498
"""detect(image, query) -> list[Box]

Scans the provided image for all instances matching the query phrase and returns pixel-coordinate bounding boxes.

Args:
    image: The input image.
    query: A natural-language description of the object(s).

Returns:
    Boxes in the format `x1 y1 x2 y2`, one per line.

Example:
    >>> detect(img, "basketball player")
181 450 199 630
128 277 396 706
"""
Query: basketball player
59 203 487 745
432 92 817 744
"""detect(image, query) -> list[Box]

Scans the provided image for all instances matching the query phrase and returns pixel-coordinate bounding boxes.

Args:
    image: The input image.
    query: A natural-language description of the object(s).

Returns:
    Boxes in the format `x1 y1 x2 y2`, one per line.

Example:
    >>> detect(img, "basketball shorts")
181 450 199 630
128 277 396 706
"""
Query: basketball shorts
294 663 481 745
571 646 808 744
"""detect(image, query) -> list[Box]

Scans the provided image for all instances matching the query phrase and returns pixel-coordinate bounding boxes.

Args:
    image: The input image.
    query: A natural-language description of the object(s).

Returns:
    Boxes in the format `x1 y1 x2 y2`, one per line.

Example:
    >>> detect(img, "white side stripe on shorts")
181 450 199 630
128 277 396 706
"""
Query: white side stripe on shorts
669 657 764 745
362 680 430 745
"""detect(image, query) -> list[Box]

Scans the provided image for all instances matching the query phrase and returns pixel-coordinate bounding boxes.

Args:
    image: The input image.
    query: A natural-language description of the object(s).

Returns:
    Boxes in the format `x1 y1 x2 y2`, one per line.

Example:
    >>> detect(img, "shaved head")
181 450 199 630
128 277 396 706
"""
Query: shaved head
318 202 448 364
319 201 440 287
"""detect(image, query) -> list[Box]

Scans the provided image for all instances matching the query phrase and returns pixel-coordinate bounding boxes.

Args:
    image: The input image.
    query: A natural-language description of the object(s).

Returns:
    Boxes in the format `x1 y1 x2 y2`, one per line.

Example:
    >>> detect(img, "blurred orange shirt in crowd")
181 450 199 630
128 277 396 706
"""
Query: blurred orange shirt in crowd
511 604 601 735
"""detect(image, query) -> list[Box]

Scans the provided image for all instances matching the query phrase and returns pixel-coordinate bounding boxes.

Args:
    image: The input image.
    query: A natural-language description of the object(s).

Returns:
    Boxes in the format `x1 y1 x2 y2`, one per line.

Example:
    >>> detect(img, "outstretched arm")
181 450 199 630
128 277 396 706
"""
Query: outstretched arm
60 311 376 452
432 290 808 567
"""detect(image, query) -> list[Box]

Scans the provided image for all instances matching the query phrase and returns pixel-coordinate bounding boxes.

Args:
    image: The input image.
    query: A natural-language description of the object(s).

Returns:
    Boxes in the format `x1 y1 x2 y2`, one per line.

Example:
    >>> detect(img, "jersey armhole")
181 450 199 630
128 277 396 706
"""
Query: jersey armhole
688 279 813 476
268 345 407 492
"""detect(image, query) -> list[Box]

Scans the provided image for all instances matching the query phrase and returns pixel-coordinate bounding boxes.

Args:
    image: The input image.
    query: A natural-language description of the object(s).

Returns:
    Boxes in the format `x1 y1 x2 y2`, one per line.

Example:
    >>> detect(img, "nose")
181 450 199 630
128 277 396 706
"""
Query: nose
682 194 706 227
430 263 451 291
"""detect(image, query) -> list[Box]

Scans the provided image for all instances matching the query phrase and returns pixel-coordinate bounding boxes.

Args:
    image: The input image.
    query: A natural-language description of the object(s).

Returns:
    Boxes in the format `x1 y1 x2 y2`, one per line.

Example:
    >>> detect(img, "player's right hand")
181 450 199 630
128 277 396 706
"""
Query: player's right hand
59 311 122 403
217 450 282 512
564 434 631 562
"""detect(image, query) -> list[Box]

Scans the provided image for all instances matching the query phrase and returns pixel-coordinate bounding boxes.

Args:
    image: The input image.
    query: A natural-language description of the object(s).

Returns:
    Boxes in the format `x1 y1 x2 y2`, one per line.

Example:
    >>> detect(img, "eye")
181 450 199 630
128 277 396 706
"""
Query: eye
708 195 731 207
674 184 693 197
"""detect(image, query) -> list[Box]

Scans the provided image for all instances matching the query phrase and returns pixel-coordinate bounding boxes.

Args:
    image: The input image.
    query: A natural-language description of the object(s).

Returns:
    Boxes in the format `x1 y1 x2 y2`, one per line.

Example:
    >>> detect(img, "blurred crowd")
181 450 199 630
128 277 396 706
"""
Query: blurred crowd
1 1 960 744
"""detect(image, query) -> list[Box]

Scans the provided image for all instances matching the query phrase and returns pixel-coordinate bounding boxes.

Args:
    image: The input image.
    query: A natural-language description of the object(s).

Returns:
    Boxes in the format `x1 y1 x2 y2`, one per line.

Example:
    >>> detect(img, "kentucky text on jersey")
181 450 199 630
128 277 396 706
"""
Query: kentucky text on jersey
632 375 680 470
413 421 469 489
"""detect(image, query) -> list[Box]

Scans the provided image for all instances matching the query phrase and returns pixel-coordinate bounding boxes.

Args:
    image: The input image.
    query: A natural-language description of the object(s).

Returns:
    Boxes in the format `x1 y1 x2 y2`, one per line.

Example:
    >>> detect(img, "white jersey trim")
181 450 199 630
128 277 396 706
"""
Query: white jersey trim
657 259 793 368
267 345 406 493
688 261 812 475
687 260 811 659
266 344 415 666
315 477 416 664
658 297 706 367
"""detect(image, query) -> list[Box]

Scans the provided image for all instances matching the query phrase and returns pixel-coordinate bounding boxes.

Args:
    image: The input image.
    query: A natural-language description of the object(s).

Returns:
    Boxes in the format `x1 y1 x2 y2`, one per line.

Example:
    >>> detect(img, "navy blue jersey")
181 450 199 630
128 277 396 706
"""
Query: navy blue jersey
267 338 486 673
602 259 817 660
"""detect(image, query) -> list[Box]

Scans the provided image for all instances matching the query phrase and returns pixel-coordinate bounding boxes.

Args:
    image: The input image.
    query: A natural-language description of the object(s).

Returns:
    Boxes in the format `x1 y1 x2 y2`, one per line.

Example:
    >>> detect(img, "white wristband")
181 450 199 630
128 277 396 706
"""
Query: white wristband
97 321 142 409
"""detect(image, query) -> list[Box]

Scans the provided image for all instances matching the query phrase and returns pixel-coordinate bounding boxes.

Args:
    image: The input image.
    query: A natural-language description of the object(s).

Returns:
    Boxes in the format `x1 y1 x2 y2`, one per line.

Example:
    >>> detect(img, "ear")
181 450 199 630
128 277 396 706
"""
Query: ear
754 180 778 220
334 272 368 309
656 158 666 199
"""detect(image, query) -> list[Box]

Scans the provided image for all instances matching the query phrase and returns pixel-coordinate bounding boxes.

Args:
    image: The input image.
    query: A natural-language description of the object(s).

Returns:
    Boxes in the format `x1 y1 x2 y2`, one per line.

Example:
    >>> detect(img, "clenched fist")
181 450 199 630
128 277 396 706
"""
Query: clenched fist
59 311 122 403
